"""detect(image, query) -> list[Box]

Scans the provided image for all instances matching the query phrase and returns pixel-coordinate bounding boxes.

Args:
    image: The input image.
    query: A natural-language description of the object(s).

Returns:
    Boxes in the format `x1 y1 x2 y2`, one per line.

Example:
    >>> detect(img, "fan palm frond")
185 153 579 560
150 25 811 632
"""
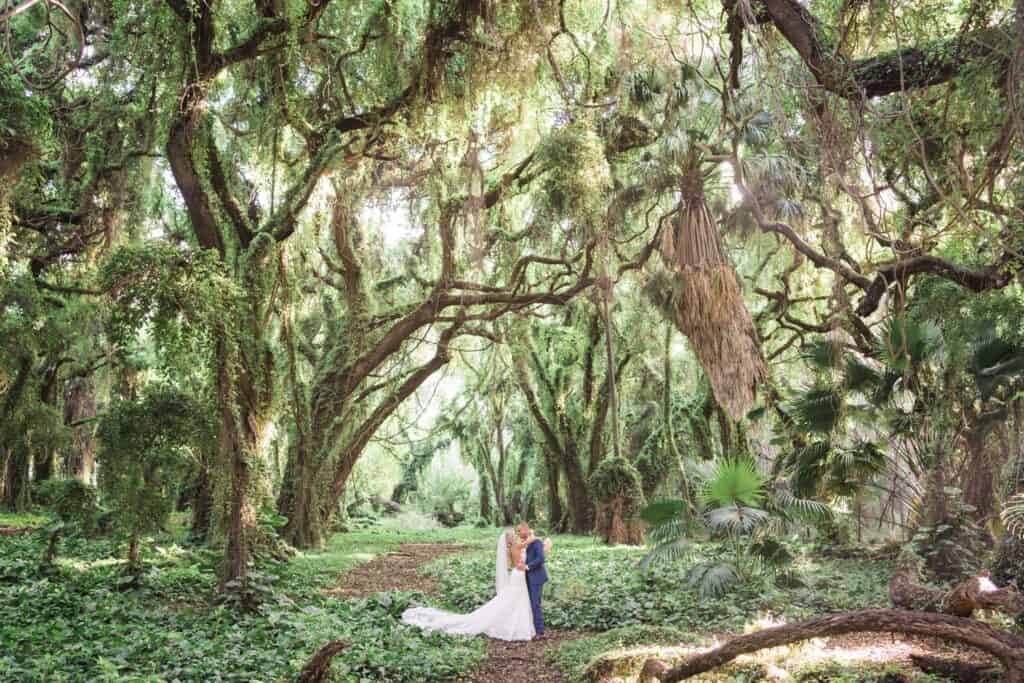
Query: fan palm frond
686 561 739 597
705 504 769 532
646 516 693 545
877 318 941 371
638 538 692 569
1003 494 1024 540
770 485 832 522
802 339 843 370
741 111 773 147
749 538 794 569
844 355 880 392
701 458 765 508
831 441 887 480
871 369 902 405
640 499 691 526
786 440 831 497
789 384 843 434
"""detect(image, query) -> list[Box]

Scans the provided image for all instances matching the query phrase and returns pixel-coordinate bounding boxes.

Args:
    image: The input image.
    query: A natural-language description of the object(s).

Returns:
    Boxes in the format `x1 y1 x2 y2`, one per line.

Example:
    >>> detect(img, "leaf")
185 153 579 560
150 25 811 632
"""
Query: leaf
686 562 739 597
701 459 765 508
640 499 689 525
1003 494 1024 540
704 505 769 532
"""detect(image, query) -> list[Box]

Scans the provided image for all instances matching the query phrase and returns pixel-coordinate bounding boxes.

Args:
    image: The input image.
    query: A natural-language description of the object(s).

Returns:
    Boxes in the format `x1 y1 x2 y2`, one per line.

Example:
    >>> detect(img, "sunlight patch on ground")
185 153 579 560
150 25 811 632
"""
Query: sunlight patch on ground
0 511 50 528
588 615 954 683
58 556 126 572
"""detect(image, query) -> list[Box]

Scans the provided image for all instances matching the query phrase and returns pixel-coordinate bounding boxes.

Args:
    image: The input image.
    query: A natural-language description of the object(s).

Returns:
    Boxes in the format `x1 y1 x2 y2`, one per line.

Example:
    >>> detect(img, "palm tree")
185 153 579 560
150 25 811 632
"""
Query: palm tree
639 458 827 596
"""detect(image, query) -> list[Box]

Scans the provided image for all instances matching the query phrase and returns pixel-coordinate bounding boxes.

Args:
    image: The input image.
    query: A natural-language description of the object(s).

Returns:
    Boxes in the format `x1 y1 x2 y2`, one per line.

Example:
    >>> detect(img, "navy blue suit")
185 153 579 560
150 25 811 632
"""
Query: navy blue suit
524 538 548 635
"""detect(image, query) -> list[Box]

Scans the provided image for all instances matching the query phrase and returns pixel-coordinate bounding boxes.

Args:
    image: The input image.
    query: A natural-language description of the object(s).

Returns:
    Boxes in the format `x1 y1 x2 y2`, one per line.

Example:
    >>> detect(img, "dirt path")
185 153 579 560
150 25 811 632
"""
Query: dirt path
330 542 579 682
325 543 468 598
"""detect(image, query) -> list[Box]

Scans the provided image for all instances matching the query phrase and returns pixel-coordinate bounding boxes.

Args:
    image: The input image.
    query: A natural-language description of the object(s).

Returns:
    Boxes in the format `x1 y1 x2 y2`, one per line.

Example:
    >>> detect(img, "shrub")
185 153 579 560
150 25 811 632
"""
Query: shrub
33 478 100 565
97 385 214 567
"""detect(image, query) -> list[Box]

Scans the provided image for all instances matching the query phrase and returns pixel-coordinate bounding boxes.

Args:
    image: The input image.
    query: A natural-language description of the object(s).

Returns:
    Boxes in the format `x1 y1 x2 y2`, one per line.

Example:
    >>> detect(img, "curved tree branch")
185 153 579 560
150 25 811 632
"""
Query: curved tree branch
644 609 1024 682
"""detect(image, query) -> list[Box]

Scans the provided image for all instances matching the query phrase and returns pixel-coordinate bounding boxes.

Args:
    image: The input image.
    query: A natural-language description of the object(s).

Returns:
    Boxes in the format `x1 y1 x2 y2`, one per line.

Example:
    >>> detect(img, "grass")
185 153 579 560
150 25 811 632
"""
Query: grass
0 510 51 528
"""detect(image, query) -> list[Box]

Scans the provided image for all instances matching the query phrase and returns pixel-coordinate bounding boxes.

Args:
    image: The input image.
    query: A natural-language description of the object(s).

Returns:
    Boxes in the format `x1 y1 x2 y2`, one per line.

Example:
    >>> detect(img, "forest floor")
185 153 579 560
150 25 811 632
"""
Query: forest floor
329 541 581 682
326 534 1004 683
2 517 1013 682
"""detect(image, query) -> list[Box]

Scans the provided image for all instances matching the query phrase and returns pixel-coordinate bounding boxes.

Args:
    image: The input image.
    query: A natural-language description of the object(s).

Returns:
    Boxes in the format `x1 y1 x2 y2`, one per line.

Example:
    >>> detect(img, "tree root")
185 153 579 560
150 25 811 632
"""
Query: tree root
295 640 348 683
639 609 1024 682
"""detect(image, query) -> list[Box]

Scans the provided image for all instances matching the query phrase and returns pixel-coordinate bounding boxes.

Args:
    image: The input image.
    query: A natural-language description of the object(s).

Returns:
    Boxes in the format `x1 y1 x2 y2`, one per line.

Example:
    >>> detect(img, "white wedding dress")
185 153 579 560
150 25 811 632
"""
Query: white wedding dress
401 531 536 641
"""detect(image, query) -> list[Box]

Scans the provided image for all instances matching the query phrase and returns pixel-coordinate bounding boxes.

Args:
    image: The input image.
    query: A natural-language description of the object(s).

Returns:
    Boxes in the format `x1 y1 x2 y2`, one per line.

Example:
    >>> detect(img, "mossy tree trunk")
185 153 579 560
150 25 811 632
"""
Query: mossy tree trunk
62 377 96 482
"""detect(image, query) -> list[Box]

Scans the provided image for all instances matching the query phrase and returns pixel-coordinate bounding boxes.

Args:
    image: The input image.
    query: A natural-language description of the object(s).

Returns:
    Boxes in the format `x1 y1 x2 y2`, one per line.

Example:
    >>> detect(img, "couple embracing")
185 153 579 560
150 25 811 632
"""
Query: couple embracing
401 521 550 641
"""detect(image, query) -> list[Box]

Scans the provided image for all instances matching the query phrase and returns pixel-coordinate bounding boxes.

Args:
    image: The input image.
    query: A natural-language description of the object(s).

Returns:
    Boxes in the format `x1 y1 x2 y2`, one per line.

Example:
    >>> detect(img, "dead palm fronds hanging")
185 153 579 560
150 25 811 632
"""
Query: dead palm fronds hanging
650 166 767 421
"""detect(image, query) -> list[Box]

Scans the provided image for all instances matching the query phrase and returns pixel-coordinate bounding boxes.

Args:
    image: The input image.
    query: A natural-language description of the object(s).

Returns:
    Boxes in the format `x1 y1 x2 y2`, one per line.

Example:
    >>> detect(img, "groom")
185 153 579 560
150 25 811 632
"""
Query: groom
516 521 548 639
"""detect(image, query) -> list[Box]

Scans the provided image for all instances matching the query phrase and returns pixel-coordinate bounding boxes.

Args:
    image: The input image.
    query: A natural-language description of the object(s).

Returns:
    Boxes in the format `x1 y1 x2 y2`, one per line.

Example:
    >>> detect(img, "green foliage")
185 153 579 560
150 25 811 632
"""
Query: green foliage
788 384 843 434
535 121 613 222
96 386 214 561
415 460 475 527
0 528 486 682
33 479 99 531
428 533 895 633
639 458 826 594
701 458 764 511
100 241 241 362
589 457 645 512
547 625 697 682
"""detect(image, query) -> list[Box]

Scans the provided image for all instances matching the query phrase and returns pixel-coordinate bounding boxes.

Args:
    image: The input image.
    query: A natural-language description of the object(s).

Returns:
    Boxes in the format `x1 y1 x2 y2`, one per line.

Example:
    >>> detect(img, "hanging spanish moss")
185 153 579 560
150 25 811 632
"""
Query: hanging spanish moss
649 168 767 421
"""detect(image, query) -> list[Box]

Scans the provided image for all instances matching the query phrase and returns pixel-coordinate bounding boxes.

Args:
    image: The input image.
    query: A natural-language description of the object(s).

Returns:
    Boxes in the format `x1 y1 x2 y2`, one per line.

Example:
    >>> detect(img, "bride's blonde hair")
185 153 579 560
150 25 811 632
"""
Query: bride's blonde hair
505 529 517 566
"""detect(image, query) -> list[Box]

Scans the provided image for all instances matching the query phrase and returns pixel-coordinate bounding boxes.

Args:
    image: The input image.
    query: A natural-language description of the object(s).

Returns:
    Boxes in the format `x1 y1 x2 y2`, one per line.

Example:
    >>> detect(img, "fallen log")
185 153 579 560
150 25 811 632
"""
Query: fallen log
296 640 348 683
369 495 402 514
640 609 1024 682
890 554 1024 618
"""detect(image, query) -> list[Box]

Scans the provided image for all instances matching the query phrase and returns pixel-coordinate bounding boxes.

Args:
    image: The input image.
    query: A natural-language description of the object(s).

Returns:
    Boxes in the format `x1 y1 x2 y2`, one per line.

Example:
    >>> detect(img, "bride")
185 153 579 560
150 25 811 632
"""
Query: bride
401 529 538 641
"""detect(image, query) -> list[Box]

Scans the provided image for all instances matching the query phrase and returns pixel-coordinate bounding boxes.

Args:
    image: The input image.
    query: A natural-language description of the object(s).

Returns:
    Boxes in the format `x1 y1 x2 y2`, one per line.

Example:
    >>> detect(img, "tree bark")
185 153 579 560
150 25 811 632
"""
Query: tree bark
190 459 214 542
296 640 348 683
478 473 492 521
280 450 326 549
891 556 1024 618
2 444 31 511
909 654 1000 682
543 448 566 532
745 0 1013 99
643 609 1024 682
128 532 140 567
62 377 96 482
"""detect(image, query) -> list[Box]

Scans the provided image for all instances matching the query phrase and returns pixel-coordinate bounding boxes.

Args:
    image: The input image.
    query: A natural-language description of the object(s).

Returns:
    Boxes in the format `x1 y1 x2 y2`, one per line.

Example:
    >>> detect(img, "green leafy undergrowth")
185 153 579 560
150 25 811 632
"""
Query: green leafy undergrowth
790 662 945 682
0 510 50 528
548 625 698 681
0 529 487 682
425 536 894 633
